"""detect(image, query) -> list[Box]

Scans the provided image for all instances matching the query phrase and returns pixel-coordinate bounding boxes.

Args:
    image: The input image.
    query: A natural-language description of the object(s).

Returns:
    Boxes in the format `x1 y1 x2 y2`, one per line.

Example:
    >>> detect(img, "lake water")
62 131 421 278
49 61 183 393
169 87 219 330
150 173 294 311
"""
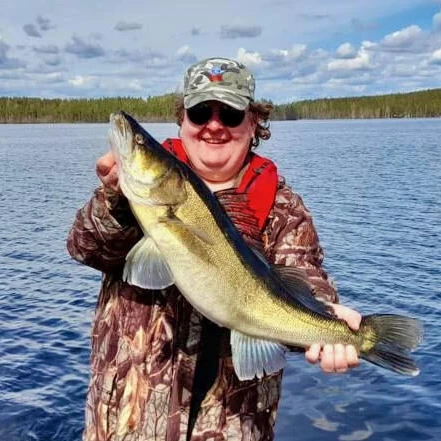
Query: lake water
1 119 440 441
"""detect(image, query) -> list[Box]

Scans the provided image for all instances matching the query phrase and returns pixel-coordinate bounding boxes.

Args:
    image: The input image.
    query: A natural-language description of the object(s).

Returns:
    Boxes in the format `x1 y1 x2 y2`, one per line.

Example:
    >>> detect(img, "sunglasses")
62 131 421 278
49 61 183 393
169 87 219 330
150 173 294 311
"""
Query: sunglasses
186 102 246 128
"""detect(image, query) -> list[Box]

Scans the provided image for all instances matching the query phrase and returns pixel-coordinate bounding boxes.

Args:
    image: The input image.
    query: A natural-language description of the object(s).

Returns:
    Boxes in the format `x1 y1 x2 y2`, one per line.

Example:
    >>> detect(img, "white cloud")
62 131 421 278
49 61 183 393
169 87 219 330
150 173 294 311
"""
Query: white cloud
68 75 95 87
430 48 441 64
1 0 440 100
268 44 307 62
236 48 264 67
336 43 356 59
327 49 372 71
381 25 423 49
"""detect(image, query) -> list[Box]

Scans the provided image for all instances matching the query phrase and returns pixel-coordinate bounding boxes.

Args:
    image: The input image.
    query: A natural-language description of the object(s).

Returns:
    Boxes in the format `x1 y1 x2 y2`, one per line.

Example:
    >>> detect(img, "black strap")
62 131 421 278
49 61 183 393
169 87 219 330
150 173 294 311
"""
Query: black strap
187 318 222 440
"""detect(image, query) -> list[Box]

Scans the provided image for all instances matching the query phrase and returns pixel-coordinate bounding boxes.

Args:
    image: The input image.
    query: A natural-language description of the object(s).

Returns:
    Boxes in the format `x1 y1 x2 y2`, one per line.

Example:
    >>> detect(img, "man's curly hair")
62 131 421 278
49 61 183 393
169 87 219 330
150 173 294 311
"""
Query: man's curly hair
174 96 273 149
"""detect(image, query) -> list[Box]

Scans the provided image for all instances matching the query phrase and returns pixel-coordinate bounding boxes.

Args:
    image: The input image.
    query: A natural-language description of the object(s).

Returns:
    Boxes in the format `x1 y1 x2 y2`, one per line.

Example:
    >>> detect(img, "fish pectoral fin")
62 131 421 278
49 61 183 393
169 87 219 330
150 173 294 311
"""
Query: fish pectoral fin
158 215 215 245
230 330 287 381
123 236 175 289
272 264 335 318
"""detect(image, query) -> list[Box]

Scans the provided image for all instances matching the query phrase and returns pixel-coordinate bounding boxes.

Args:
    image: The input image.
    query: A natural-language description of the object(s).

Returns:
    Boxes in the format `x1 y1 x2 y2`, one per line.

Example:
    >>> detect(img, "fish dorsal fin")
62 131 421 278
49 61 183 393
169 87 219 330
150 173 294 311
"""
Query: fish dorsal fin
271 264 336 318
123 236 175 289
230 330 287 381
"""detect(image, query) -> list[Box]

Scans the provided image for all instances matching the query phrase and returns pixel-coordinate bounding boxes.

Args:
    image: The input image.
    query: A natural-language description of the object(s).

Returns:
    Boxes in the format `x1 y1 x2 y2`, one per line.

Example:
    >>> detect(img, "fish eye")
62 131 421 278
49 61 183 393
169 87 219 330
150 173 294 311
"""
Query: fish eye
134 134 145 145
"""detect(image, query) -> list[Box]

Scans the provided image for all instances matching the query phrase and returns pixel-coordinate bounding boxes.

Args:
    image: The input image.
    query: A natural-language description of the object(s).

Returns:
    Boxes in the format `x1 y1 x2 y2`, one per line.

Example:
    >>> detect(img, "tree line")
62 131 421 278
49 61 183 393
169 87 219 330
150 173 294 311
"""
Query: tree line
1 88 440 123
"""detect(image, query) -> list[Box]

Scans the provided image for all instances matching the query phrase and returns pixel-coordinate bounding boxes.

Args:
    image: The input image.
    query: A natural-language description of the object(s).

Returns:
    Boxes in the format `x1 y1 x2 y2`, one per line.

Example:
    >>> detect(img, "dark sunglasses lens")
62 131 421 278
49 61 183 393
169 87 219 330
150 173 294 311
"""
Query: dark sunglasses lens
219 106 245 127
187 103 246 127
187 104 212 125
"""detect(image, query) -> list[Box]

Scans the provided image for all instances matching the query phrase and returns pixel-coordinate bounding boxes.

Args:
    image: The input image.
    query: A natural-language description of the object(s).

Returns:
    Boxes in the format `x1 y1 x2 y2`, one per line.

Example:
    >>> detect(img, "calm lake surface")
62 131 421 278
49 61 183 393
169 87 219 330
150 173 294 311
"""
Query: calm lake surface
1 119 440 441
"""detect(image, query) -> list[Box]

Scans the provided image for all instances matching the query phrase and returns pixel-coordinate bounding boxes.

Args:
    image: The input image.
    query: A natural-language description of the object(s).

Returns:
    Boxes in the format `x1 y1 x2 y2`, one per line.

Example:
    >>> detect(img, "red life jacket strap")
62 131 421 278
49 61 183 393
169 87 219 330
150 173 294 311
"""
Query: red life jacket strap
237 152 278 230
161 138 278 231
162 138 189 164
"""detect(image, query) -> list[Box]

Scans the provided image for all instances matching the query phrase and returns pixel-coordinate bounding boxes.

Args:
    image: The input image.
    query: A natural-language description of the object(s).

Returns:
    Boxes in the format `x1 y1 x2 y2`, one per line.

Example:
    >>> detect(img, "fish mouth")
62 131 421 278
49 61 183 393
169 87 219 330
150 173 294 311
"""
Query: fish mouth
109 112 135 160
110 112 131 141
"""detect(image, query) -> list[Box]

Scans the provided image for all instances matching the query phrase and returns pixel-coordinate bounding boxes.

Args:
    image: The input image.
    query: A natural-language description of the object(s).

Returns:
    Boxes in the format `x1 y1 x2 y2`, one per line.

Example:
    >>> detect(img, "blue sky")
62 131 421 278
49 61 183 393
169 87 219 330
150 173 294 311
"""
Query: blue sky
1 0 441 103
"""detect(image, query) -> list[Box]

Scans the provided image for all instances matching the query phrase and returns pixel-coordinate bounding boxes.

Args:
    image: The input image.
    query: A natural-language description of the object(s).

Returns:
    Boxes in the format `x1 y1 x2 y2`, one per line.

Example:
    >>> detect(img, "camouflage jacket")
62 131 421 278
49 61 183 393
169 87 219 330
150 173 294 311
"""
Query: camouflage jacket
67 177 338 441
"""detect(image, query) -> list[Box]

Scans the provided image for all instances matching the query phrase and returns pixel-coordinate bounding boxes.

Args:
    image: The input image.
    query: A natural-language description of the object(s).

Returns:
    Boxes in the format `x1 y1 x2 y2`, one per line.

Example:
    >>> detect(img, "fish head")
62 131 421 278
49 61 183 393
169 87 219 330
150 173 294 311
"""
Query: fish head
108 111 186 207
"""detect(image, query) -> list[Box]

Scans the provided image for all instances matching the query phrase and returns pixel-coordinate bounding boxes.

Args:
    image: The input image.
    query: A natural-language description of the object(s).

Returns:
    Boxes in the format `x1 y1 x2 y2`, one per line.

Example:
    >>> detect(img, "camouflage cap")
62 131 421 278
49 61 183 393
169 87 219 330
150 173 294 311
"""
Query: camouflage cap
183 57 255 110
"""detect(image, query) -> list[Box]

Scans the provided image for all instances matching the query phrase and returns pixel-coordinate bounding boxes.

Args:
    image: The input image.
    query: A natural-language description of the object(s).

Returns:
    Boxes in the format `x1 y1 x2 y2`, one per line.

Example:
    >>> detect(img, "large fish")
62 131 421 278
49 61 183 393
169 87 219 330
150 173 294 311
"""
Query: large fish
108 111 422 380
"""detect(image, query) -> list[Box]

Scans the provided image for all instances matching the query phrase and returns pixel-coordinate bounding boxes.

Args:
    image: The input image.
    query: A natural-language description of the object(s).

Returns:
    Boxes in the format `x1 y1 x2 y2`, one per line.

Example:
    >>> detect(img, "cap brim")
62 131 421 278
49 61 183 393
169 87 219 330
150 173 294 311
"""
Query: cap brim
184 90 251 110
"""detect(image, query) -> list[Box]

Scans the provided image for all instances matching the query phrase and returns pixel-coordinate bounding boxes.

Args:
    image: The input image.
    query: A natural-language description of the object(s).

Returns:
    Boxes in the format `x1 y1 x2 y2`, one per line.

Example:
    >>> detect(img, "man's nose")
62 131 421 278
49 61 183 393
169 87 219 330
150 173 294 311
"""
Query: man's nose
205 110 224 129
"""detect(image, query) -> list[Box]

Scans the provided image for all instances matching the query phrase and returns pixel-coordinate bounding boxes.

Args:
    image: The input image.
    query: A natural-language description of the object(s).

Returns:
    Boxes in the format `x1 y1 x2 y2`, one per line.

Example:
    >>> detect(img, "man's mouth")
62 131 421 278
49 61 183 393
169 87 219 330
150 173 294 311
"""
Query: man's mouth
203 139 228 144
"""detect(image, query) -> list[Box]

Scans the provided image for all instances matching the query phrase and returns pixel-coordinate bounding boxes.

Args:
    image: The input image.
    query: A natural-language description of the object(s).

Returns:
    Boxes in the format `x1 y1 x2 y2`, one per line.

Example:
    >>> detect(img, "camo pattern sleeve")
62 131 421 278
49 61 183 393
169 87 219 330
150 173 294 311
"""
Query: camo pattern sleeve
264 177 339 303
67 186 142 273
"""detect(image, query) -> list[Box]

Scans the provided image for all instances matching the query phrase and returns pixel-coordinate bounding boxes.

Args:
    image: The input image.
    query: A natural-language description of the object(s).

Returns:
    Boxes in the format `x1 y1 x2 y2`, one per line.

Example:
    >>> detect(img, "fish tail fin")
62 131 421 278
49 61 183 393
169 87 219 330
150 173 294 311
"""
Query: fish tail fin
361 314 423 376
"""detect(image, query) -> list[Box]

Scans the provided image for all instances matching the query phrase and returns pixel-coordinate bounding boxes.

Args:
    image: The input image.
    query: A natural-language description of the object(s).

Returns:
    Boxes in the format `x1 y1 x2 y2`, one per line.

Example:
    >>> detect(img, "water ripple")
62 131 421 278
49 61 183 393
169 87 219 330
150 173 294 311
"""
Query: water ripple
2 120 441 440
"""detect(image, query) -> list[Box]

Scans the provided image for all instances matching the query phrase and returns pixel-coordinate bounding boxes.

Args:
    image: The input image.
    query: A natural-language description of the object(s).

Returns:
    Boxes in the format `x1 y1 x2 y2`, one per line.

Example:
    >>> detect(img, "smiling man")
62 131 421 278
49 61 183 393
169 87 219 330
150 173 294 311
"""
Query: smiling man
67 57 361 441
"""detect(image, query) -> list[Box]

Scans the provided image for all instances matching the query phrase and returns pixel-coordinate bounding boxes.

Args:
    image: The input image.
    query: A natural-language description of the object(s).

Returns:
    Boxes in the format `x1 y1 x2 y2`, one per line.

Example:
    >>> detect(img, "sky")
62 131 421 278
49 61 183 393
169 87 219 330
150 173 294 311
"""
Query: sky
1 0 441 103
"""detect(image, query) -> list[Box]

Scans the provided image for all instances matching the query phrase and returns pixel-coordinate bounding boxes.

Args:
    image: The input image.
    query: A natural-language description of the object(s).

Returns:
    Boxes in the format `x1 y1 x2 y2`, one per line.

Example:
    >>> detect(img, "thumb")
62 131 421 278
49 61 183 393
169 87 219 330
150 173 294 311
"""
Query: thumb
96 151 116 177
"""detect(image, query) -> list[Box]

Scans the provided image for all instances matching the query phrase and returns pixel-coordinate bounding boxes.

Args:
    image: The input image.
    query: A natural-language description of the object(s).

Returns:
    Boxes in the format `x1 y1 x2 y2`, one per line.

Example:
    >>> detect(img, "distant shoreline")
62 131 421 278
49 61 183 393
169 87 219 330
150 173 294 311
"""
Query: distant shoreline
1 116 441 125
1 88 440 122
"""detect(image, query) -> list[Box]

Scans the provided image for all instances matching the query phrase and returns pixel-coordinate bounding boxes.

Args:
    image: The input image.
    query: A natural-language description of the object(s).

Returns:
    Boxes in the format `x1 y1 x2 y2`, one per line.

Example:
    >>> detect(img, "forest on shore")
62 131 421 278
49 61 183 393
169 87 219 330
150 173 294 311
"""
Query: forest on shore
1 88 440 123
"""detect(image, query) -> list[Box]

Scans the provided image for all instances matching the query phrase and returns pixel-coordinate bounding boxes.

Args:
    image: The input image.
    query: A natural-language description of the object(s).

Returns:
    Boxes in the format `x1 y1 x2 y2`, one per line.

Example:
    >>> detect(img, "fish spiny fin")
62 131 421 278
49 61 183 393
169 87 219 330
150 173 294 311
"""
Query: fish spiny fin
230 330 287 381
123 236 175 289
271 265 335 318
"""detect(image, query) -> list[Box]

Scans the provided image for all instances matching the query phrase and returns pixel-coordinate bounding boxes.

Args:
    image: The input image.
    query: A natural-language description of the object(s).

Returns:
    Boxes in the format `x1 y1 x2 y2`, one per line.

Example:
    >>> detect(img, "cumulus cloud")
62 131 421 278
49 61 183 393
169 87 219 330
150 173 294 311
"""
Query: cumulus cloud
68 75 96 87
23 24 42 38
336 42 357 58
191 27 201 36
266 44 307 63
114 21 143 31
220 25 262 39
65 36 105 59
429 48 441 64
236 48 263 66
381 25 423 51
327 48 372 71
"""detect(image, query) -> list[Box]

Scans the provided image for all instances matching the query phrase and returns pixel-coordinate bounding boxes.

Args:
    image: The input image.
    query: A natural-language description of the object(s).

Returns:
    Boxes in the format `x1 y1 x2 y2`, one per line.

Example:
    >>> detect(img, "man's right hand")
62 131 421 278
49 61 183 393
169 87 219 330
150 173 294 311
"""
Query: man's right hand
96 151 120 192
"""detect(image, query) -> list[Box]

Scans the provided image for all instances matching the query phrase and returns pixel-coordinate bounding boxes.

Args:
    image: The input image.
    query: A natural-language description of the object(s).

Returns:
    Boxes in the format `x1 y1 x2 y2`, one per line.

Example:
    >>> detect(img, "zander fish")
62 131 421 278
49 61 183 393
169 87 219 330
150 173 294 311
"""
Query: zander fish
108 111 422 380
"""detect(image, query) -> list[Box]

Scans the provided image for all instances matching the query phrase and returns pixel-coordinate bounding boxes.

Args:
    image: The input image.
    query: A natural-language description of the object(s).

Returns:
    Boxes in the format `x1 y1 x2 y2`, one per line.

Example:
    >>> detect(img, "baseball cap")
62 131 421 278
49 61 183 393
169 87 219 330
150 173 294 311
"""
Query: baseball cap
183 57 255 110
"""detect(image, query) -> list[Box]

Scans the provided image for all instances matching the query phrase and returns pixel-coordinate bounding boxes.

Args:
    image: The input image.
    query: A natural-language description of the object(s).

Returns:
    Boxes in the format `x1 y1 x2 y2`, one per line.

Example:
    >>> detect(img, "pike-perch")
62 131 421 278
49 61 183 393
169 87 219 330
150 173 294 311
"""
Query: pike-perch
108 111 422 380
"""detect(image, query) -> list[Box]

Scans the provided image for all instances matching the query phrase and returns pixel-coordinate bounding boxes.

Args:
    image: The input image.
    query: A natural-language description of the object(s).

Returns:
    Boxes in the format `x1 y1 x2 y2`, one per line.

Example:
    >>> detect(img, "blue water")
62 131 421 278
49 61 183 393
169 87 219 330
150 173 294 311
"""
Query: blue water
1 119 440 440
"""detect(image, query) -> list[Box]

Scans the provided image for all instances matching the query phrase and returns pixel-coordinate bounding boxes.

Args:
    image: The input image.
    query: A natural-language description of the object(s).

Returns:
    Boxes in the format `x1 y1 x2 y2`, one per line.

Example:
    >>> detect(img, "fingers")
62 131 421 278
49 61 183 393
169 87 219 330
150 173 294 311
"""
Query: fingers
305 344 360 373
96 151 120 191
96 151 116 176
345 345 360 368
305 343 321 364
330 303 362 331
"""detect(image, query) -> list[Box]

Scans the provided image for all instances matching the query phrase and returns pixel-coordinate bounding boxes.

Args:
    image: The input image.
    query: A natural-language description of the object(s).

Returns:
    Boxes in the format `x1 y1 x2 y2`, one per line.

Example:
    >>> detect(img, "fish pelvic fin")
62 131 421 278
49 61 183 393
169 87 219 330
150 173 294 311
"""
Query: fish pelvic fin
361 314 423 376
230 330 287 381
123 236 175 289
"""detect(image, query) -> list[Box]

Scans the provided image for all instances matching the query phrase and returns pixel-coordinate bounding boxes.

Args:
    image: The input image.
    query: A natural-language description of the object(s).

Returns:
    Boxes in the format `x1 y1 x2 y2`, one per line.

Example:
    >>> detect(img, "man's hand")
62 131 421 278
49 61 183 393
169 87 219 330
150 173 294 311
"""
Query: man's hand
305 304 362 373
96 151 120 192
